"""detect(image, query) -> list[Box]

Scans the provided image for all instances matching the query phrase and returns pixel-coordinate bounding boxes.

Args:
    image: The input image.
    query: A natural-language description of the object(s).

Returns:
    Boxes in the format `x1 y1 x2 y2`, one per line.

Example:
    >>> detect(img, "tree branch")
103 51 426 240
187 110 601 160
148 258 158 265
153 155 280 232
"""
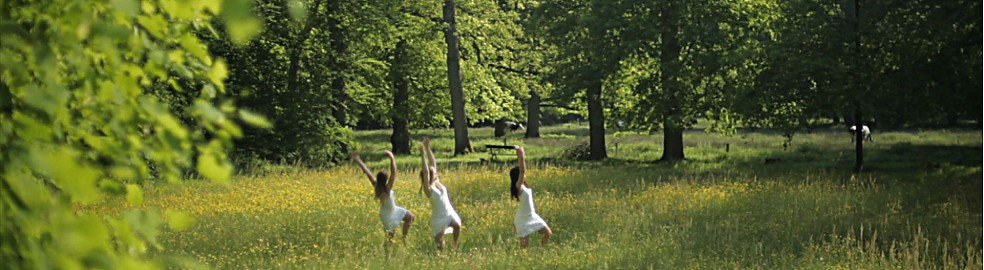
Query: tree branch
541 103 578 110
486 63 540 76
401 8 443 24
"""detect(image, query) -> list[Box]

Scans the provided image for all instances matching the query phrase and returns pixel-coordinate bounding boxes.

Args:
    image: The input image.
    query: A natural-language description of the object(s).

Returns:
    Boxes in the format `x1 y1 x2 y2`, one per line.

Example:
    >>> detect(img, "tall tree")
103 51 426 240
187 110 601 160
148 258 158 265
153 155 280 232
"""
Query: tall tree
657 0 685 161
442 0 472 154
210 0 352 165
526 90 542 138
327 0 350 127
608 0 776 161
390 39 413 154
748 0 980 171
530 0 625 160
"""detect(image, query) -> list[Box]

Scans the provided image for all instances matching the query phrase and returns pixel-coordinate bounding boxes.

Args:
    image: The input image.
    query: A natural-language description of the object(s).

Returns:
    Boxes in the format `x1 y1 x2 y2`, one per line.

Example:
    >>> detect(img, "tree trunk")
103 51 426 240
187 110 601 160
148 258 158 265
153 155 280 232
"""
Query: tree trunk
853 108 864 172
851 0 863 173
327 0 349 127
443 0 472 155
659 1 685 161
390 40 411 154
525 91 541 138
494 118 506 137
285 0 324 99
587 79 607 160
662 127 684 160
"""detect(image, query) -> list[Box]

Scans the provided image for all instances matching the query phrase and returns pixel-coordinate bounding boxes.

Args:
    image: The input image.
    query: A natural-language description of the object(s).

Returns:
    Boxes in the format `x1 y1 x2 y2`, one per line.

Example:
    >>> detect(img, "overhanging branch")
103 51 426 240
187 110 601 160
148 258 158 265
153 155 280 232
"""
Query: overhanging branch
541 103 578 110
486 64 540 76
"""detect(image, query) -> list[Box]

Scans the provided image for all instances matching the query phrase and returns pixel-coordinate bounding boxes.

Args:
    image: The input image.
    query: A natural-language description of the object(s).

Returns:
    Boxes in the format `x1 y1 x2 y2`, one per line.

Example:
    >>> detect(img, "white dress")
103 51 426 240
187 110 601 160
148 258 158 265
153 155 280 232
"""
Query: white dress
428 182 462 237
514 185 548 238
379 190 409 233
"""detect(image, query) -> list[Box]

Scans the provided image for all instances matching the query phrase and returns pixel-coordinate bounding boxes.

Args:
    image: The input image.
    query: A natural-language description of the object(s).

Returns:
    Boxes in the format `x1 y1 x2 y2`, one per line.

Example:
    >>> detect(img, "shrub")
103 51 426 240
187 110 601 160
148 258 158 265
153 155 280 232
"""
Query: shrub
562 141 593 160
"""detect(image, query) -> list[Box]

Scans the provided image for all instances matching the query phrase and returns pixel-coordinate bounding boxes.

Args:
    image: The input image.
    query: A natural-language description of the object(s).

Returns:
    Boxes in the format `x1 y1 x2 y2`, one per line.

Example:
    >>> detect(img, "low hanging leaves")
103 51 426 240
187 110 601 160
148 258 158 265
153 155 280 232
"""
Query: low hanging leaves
1 0 262 268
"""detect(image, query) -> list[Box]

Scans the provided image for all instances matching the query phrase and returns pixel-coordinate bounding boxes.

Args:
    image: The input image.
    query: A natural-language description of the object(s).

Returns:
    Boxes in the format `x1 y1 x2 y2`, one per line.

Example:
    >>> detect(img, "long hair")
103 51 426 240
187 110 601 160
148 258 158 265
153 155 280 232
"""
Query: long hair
509 166 520 201
375 171 388 199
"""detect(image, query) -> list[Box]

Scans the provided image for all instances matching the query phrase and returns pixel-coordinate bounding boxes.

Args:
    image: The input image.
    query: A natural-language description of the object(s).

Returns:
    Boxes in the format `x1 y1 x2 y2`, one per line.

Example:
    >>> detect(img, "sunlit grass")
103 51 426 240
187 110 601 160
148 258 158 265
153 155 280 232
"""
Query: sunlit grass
91 125 981 269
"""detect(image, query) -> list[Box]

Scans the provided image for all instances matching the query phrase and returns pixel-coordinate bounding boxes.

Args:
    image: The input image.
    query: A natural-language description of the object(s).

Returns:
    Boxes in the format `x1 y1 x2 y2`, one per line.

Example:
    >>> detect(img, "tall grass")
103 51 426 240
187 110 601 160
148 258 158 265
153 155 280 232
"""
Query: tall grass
91 125 981 269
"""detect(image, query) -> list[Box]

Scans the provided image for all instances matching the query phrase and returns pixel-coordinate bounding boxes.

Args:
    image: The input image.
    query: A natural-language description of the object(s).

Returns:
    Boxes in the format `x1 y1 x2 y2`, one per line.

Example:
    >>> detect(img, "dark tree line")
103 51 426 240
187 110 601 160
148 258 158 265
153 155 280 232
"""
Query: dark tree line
197 0 979 168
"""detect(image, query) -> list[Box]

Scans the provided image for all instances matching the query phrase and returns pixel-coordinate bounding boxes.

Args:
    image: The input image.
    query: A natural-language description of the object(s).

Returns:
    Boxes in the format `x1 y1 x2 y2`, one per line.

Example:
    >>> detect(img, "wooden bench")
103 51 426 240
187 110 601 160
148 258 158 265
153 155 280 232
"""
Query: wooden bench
484 144 515 161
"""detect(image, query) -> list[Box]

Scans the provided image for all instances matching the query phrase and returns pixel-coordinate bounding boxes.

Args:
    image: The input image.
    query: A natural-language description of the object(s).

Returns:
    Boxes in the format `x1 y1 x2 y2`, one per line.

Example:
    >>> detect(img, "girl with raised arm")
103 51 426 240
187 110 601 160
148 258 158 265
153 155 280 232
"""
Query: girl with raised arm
510 146 552 248
418 137 462 251
351 150 415 244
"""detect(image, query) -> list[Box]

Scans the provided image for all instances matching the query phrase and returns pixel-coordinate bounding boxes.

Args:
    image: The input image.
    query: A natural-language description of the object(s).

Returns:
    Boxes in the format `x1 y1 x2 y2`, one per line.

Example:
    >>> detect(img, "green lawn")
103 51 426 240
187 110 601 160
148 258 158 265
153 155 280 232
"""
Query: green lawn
96 125 982 269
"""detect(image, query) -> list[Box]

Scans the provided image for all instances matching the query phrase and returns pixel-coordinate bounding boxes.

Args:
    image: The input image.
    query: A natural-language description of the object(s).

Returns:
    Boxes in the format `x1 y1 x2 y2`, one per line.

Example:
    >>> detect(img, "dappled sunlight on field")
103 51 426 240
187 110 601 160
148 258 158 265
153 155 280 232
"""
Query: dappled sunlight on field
84 128 982 269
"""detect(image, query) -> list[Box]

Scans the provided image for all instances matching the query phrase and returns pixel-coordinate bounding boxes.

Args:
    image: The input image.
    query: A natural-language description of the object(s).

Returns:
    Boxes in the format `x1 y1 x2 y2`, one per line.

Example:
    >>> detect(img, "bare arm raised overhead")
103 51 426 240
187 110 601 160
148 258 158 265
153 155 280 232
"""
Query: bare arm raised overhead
385 150 397 192
351 151 376 186
423 137 438 173
419 144 431 197
514 146 527 189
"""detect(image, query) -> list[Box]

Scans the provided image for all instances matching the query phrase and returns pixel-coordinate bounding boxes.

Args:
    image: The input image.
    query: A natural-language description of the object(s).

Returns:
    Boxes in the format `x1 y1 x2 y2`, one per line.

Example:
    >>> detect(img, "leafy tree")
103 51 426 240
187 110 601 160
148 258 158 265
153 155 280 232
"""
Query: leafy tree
529 0 625 160
609 0 776 161
361 0 541 153
1 0 264 268
208 0 352 166
342 0 450 153
751 0 980 171
442 0 474 155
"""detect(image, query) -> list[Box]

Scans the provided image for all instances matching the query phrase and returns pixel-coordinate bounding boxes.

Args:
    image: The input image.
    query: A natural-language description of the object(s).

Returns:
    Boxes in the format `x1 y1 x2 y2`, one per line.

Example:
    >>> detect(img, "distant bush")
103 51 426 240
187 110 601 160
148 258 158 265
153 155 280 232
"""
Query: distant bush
235 123 354 168
562 141 593 160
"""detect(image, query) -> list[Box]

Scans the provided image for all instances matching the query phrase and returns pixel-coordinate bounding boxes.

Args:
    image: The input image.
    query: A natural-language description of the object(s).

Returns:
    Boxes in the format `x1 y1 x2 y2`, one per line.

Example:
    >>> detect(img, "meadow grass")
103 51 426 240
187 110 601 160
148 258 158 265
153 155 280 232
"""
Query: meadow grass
94 125 981 269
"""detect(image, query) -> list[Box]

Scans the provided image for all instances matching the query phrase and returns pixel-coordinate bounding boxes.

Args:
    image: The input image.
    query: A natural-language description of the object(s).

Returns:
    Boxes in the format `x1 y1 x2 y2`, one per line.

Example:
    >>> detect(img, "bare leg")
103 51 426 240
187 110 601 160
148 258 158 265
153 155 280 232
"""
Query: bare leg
384 232 395 255
538 226 552 247
434 233 445 251
401 212 415 241
519 236 530 249
449 222 461 251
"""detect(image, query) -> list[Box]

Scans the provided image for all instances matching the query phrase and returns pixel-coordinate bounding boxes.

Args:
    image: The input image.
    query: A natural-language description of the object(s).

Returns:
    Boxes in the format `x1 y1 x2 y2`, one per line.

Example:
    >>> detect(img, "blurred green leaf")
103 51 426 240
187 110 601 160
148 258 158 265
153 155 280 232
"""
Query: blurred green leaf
125 184 143 206
110 166 138 181
197 151 231 183
180 33 210 64
192 100 224 123
222 0 262 44
199 0 221 14
32 146 102 204
162 0 196 20
288 0 307 21
165 209 196 231
238 109 272 128
112 0 140 17
209 59 228 91
98 178 124 194
137 14 167 39
2 0 257 267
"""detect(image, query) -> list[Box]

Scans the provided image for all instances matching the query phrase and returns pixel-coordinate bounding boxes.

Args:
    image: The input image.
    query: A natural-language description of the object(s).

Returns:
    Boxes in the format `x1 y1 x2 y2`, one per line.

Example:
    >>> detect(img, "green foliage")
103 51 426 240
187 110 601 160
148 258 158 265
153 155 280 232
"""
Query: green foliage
206 0 355 166
1 0 260 268
337 0 550 129
749 0 982 128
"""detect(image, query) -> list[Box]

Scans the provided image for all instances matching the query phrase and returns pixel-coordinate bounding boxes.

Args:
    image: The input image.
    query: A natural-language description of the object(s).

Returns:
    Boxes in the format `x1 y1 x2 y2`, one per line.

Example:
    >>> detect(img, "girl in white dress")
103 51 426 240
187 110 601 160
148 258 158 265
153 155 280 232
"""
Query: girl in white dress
418 137 462 251
510 146 552 248
352 150 415 244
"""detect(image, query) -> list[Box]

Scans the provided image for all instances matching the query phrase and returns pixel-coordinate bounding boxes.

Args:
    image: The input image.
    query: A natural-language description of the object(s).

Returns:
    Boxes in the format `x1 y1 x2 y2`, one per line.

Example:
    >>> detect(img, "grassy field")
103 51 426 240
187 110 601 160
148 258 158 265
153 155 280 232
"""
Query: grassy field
93 125 981 269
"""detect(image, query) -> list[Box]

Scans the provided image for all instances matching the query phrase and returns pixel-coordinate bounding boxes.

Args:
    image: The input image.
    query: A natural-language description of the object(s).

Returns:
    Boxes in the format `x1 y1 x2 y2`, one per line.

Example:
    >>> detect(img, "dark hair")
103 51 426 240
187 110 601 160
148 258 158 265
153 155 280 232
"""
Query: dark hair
509 166 520 201
375 171 388 199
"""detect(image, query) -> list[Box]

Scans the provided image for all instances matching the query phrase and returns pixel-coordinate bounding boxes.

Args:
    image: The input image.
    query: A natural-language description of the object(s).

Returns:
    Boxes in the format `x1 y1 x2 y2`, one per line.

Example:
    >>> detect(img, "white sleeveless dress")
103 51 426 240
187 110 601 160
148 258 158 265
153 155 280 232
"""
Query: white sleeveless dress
515 185 548 238
379 190 409 233
428 182 462 237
